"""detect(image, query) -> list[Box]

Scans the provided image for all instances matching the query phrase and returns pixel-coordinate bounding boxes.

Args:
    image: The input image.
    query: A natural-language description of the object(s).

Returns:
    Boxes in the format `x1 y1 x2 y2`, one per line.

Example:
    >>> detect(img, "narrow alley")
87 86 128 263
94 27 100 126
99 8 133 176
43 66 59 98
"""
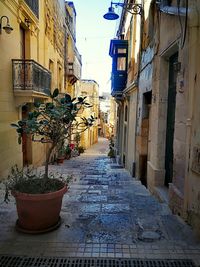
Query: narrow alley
0 138 200 266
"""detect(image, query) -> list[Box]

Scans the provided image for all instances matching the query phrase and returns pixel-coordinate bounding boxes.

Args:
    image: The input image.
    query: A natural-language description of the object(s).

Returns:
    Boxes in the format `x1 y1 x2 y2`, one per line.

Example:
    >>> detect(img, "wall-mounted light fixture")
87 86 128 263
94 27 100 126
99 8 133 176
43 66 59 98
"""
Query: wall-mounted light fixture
0 16 13 34
103 2 142 20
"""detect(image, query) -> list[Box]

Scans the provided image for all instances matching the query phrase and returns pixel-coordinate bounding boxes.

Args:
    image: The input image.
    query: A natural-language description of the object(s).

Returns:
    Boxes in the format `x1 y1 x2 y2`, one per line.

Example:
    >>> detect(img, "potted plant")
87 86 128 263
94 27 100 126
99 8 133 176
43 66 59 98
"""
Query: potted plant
5 165 72 233
78 146 85 154
57 145 66 164
6 89 94 233
65 144 72 160
108 137 115 160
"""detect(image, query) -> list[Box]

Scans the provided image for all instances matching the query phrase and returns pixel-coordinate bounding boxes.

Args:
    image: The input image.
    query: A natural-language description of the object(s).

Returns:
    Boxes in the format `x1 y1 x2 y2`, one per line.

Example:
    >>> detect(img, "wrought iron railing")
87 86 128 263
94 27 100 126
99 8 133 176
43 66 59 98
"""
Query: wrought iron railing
25 0 39 18
12 59 51 96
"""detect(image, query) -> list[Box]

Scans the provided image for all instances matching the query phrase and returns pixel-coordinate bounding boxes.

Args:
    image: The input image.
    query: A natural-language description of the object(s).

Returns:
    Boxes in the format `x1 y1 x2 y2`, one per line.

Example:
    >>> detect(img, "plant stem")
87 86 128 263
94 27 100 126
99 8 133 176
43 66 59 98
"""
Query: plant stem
44 143 56 179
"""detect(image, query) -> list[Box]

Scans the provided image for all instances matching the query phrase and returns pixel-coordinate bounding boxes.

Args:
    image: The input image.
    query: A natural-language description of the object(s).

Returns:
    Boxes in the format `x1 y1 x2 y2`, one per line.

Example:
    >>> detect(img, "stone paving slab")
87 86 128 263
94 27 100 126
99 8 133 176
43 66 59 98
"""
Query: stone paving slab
0 138 200 266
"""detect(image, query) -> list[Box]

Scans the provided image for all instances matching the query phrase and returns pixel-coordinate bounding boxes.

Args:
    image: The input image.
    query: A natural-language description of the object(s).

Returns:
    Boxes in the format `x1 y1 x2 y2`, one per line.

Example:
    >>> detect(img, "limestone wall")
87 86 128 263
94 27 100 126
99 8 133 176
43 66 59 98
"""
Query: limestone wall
185 1 200 235
0 0 68 179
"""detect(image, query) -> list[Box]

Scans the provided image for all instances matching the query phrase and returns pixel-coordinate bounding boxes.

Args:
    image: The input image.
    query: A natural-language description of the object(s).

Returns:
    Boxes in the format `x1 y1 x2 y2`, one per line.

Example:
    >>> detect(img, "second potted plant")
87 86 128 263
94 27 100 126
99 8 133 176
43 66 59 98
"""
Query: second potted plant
65 144 72 160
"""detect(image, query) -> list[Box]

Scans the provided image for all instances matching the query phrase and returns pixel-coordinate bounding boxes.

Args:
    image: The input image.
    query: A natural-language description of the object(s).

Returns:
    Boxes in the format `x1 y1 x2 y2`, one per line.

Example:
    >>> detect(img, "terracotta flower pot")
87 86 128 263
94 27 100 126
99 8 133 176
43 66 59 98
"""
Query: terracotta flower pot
57 157 65 164
11 184 67 234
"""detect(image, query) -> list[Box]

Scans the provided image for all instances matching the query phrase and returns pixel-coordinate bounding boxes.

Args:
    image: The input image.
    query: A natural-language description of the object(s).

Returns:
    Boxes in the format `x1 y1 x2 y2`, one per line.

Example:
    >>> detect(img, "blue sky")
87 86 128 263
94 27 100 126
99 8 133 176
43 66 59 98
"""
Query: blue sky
72 0 122 94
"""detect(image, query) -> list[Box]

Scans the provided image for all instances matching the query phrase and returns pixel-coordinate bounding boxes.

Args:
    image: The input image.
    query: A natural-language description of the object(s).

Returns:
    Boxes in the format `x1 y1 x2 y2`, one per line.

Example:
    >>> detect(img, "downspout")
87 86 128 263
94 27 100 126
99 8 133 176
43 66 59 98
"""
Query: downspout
157 0 187 16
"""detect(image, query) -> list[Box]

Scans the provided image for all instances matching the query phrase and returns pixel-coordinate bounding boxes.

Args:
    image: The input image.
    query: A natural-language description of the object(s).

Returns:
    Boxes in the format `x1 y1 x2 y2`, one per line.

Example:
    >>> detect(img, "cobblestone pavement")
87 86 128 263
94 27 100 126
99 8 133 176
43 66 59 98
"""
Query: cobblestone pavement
0 138 200 265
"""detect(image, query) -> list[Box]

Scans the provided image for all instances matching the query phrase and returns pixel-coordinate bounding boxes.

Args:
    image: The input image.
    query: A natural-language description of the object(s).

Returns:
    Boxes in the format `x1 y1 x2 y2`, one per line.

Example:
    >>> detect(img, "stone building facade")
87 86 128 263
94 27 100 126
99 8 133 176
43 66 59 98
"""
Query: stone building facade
109 0 200 236
75 79 99 149
0 0 81 178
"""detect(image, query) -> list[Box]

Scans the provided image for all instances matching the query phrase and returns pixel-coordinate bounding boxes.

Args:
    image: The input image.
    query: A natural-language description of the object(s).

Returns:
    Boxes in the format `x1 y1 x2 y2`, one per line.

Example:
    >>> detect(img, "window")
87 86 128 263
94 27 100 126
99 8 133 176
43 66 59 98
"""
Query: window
25 0 39 18
117 57 126 71
118 48 126 53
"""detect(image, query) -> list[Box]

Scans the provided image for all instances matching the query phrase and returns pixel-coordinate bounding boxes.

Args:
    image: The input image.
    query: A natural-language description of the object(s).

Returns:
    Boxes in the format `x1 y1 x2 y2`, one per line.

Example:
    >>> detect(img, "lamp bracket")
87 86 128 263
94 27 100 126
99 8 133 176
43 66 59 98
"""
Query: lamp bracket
111 2 142 15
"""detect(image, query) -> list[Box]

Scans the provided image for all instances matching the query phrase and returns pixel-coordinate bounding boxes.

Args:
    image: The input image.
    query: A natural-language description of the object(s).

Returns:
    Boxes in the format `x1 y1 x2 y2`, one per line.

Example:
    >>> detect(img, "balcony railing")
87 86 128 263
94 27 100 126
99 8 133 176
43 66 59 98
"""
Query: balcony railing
12 59 51 96
25 0 39 18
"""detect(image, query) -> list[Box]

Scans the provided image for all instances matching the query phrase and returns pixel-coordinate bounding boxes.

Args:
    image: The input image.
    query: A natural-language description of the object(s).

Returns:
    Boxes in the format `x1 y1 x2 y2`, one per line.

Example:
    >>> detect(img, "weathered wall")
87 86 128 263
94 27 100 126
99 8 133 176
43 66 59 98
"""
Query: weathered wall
145 1 200 235
185 0 200 236
147 7 188 197
0 1 30 178
0 0 68 179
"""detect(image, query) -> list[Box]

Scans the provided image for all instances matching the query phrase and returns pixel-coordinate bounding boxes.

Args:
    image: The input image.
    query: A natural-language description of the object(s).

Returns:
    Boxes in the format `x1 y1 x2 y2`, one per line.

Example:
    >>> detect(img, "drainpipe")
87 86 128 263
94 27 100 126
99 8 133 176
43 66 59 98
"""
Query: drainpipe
157 0 187 16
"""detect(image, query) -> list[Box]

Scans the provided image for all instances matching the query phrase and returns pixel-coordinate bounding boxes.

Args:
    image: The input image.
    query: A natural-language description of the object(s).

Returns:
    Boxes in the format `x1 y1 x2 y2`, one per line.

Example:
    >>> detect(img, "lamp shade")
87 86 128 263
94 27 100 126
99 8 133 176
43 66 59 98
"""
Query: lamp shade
3 23 13 34
103 7 119 20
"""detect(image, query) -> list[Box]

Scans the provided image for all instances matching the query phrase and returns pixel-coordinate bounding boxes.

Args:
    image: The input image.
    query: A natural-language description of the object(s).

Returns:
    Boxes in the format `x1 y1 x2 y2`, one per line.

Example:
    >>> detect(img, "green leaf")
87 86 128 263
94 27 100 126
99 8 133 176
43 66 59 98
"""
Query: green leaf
60 98 65 104
64 117 71 124
10 123 19 128
66 103 73 109
46 103 54 109
28 112 34 119
33 111 40 117
18 120 24 127
34 102 41 108
65 94 71 103
17 128 23 134
78 97 83 102
52 88 59 98
18 136 21 144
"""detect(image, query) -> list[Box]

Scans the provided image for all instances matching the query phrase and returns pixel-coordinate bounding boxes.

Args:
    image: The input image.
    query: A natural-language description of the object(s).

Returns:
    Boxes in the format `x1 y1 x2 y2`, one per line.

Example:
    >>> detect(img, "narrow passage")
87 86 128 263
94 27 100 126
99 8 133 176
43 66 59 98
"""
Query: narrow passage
0 138 200 266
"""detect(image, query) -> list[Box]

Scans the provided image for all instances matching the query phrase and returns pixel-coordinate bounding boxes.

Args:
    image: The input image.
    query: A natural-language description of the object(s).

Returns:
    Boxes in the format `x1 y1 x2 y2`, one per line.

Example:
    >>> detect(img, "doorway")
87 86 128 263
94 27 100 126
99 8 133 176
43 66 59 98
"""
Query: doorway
139 91 152 187
165 52 178 186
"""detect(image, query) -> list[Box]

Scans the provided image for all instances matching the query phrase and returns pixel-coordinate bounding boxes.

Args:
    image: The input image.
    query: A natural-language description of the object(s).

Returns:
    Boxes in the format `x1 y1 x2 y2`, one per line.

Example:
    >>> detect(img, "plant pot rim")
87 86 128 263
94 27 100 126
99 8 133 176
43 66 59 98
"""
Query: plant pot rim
11 183 67 201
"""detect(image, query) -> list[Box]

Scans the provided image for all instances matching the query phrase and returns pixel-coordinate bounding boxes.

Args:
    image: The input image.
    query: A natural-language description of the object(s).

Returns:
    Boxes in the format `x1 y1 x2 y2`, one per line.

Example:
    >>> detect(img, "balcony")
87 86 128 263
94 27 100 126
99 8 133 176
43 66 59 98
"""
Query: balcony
24 0 39 18
109 39 128 99
67 47 82 85
65 7 76 42
12 59 51 105
111 72 127 96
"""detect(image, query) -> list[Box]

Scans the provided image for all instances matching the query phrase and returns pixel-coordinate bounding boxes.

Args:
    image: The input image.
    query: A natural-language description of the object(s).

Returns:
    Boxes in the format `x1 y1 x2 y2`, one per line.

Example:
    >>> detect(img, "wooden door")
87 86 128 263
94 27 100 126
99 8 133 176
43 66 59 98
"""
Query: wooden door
165 53 178 186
